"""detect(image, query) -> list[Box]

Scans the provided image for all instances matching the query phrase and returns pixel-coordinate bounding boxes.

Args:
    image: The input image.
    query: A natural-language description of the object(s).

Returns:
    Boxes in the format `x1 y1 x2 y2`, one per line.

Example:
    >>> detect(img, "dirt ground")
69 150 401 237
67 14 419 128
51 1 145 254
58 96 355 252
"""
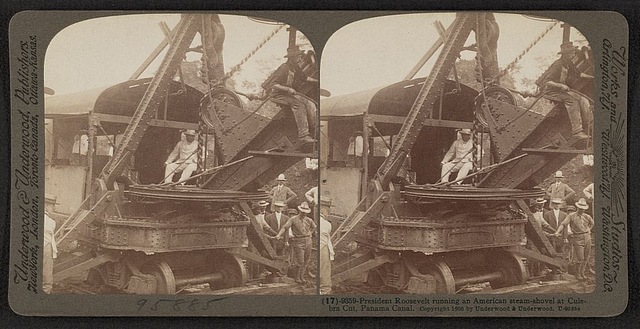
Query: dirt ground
333 273 595 295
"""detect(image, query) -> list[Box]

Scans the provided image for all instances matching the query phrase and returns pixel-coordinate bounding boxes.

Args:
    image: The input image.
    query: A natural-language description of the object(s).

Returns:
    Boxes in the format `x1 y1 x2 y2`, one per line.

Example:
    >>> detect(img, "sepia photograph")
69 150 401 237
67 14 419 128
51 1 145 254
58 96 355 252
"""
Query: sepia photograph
319 12 595 295
42 13 320 295
7 9 628 317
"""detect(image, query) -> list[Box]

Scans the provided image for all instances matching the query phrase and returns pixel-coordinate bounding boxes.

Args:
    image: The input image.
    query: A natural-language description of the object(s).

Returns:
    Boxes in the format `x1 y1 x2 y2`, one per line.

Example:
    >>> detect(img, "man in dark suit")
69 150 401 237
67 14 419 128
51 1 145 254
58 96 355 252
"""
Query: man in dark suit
543 198 567 254
264 201 289 257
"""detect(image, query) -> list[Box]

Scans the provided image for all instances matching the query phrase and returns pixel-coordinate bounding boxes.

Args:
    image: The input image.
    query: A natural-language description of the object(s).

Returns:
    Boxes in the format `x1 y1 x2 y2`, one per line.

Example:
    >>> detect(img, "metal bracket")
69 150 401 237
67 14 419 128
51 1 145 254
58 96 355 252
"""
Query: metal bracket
331 192 389 250
238 202 277 259
516 199 558 261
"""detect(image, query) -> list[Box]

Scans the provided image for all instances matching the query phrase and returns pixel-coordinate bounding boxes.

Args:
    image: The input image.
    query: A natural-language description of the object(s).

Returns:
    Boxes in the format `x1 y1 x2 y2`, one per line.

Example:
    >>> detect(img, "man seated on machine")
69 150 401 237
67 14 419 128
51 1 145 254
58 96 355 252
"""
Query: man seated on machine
440 128 474 184
164 129 198 184
537 42 593 140
262 45 318 144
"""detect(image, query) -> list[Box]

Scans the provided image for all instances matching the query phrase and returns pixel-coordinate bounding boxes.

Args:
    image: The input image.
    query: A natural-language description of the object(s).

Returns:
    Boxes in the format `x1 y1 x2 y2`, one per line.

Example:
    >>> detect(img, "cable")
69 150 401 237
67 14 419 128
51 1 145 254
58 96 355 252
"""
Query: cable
247 17 285 26
521 15 558 23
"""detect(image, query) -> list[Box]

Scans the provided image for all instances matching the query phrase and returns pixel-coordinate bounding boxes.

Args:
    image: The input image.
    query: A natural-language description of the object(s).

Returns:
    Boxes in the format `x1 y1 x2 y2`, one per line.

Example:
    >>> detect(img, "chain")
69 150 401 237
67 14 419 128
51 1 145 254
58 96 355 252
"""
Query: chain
197 122 207 186
222 24 285 82
470 19 559 184
200 15 217 180
472 16 489 185
494 20 559 81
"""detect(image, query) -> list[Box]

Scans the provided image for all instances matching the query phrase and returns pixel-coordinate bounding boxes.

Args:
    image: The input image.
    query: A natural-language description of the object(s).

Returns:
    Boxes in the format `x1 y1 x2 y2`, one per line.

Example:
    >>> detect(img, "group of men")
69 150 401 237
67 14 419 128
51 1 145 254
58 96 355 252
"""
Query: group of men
245 174 321 285
529 171 595 281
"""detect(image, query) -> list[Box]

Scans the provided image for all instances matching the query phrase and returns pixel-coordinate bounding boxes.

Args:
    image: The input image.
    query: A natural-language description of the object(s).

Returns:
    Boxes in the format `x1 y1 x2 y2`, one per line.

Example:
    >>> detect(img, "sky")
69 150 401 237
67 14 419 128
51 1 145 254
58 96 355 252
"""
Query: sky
320 13 589 97
44 13 588 98
44 14 302 96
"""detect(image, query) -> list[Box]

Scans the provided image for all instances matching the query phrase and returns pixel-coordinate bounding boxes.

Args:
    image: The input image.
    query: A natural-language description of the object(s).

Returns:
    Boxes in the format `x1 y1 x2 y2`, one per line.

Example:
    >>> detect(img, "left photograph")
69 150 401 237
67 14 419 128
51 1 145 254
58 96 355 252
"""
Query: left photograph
43 14 319 295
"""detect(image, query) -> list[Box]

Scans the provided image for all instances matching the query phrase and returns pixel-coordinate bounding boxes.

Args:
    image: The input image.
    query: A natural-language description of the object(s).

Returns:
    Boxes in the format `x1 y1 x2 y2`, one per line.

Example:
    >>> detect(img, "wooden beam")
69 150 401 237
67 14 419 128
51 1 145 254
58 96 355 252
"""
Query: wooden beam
248 150 316 158
403 20 452 80
128 21 177 80
522 148 592 155
508 245 565 269
332 253 397 283
227 248 286 273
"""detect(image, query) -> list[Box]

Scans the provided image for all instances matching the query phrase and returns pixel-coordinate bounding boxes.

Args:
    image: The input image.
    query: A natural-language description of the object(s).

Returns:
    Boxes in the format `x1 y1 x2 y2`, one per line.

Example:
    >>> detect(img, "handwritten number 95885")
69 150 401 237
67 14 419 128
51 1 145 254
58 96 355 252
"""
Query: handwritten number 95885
137 297 227 312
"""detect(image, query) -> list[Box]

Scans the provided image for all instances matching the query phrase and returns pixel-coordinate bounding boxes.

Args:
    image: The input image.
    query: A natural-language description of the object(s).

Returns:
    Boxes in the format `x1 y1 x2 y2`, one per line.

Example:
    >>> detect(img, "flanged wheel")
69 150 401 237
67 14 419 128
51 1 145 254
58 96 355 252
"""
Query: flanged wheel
209 253 248 291
142 261 176 294
489 251 528 289
422 260 456 294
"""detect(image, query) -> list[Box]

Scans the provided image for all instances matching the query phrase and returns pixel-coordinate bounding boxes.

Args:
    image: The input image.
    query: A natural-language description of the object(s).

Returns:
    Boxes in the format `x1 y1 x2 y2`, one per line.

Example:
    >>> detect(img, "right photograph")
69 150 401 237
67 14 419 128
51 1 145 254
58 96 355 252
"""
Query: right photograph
319 13 594 295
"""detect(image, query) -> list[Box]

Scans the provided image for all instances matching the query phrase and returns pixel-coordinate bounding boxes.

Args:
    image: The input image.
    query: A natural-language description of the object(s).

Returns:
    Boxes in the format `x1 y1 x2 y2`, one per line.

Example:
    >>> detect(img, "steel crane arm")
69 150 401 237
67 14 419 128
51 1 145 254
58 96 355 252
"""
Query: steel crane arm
100 14 201 187
374 13 475 189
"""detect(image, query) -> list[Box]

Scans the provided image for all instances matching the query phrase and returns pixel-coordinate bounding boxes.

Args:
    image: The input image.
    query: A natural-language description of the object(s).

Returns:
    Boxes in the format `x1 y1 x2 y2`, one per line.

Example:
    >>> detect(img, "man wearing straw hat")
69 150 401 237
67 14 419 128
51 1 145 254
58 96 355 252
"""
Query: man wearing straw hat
164 129 199 184
553 198 594 280
265 201 289 257
527 197 556 277
319 192 335 294
43 194 59 294
546 171 576 208
262 45 317 144
268 174 297 212
536 42 592 140
252 201 278 237
276 201 316 284
440 128 474 183
544 198 568 257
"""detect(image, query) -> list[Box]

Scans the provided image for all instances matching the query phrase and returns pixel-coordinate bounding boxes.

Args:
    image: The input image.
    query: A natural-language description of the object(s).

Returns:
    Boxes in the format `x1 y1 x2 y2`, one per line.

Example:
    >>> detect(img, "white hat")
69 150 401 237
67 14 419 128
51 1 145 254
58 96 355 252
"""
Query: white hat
554 171 564 178
273 201 286 207
320 191 332 206
536 197 546 204
551 198 563 204
298 202 312 214
459 128 472 135
184 129 197 136
257 200 269 207
575 198 589 210
277 174 286 181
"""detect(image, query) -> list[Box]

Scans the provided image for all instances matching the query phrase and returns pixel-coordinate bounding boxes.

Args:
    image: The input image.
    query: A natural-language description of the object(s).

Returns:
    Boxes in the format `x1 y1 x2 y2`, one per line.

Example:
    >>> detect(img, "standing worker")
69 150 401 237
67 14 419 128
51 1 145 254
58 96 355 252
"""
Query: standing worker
265 201 289 257
164 129 199 184
543 198 568 254
268 174 297 211
583 182 594 216
43 194 59 294
253 201 278 237
305 185 318 219
276 202 316 284
319 192 335 295
553 198 594 281
546 171 576 208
